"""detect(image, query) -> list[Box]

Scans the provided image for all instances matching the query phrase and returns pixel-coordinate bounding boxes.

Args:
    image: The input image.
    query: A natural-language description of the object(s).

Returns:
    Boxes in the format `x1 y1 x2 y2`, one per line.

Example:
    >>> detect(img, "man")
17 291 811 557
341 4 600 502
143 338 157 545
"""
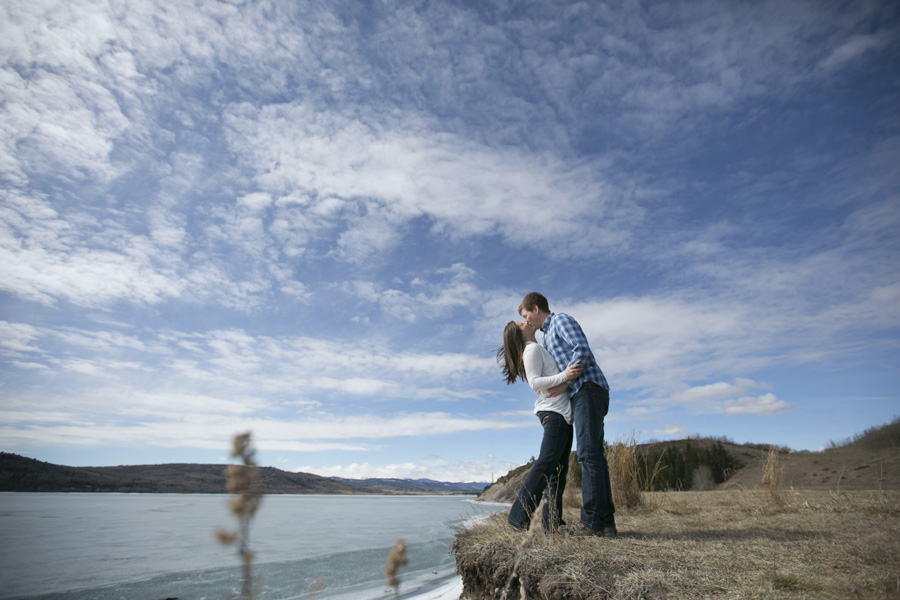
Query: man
519 292 617 537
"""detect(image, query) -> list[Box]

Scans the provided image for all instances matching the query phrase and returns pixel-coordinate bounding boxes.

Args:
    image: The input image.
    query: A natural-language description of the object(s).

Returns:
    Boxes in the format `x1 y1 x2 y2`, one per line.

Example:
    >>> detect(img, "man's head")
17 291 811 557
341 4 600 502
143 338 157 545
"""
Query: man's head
518 292 550 329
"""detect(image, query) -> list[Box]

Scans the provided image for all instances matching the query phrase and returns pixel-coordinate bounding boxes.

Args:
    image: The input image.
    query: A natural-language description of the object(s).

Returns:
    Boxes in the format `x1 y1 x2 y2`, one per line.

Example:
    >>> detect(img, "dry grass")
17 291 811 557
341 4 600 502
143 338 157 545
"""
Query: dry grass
607 437 642 510
463 423 900 598
215 432 264 600
454 489 900 599
761 445 786 505
214 434 411 598
384 538 409 598
564 437 660 512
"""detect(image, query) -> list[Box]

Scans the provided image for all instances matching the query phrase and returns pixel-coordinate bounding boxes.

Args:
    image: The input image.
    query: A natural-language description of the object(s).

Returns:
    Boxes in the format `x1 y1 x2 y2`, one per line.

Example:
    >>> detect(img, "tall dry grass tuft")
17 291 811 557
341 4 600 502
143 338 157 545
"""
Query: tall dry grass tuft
563 452 582 509
636 448 667 510
384 538 409 598
500 524 539 600
215 432 264 600
607 436 642 510
760 445 785 505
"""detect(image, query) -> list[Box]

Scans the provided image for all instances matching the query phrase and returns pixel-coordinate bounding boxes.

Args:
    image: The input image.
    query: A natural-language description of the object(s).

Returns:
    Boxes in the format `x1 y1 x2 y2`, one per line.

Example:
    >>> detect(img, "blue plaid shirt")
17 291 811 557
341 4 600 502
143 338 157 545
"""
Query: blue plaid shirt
541 312 609 395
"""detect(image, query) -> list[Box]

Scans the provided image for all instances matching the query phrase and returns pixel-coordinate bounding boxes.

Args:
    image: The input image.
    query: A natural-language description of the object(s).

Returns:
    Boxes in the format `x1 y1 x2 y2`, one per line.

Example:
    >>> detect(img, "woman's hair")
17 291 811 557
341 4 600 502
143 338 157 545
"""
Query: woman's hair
497 321 527 385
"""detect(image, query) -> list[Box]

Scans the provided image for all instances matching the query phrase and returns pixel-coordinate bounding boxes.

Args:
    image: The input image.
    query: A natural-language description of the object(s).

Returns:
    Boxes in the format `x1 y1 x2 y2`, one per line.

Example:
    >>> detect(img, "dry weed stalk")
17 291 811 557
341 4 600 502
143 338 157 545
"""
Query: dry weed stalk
607 436 641 509
635 443 668 510
562 452 582 509
500 526 538 600
304 577 326 599
760 445 785 505
384 539 409 597
215 432 264 600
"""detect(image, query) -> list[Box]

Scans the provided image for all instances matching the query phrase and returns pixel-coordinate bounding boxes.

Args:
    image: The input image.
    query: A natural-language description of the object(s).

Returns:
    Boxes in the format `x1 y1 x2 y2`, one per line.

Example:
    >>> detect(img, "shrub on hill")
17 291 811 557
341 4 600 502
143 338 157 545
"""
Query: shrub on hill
827 417 900 451
635 439 744 492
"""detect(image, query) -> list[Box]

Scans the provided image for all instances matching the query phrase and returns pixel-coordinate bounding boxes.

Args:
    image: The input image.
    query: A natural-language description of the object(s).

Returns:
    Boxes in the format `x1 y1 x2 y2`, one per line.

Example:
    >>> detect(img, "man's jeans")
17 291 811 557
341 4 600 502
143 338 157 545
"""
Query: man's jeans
572 382 616 530
507 411 573 532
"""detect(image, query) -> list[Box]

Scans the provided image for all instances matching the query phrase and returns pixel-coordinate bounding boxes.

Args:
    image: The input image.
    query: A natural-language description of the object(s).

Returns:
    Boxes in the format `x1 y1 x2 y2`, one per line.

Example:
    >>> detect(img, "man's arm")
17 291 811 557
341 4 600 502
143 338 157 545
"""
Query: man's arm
556 313 591 367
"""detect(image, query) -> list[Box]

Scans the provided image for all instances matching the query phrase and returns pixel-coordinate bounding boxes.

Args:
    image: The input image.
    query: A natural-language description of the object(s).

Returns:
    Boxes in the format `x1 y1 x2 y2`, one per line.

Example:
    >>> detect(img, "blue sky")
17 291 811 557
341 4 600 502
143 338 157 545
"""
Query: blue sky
1 0 898 482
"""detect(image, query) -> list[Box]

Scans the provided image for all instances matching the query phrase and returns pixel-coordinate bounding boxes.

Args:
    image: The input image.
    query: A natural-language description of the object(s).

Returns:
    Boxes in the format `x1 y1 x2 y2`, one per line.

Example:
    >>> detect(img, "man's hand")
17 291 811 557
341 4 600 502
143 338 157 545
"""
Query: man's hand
564 362 583 380
546 382 568 397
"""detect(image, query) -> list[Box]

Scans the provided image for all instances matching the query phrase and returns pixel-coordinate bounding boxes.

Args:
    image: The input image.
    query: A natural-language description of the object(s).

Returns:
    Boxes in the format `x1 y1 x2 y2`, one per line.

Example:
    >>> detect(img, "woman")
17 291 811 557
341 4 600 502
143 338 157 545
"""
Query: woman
497 320 582 532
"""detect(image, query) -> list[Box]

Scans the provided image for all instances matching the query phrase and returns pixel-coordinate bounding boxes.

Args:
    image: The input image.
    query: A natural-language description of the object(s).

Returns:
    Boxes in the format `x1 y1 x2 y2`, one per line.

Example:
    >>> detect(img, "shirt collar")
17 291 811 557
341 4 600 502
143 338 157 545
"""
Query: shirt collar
540 312 554 332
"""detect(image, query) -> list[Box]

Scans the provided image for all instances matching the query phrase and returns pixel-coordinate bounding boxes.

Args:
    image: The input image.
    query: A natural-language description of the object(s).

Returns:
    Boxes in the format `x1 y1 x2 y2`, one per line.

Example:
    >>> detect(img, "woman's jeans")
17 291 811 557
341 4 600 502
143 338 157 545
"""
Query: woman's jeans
508 411 573 532
572 382 616 530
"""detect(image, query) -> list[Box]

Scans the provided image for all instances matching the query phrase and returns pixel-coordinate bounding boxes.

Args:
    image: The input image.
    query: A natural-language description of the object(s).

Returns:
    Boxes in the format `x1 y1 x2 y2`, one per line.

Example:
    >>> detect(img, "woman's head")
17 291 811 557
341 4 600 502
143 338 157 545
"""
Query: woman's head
497 321 528 385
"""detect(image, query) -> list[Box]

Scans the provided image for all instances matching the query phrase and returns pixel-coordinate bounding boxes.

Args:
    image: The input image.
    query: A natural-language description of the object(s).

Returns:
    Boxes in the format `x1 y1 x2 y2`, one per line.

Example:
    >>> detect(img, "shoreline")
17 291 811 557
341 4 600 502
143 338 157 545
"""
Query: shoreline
403 575 463 600
397 499 508 600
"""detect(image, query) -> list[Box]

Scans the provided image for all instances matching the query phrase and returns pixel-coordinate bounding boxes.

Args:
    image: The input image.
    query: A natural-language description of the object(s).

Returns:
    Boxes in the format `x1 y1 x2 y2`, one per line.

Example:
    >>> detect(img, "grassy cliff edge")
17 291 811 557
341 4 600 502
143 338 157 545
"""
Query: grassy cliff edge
453 420 900 599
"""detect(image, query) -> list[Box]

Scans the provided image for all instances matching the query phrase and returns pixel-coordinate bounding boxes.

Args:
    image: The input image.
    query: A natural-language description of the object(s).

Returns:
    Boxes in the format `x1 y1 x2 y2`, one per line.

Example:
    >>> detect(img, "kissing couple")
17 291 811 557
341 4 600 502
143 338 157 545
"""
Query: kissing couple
497 292 617 537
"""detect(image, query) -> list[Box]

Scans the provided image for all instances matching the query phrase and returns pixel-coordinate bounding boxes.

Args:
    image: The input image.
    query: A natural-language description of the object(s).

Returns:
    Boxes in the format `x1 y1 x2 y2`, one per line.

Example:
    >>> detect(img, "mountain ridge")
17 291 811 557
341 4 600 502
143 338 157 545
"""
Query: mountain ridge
0 453 487 495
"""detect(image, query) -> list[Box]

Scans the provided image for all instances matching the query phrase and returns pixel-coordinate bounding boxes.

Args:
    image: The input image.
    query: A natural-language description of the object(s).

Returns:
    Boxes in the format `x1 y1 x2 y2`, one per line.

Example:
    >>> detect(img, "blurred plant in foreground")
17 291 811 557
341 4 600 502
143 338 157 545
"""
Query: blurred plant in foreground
384 538 408 598
215 432 264 600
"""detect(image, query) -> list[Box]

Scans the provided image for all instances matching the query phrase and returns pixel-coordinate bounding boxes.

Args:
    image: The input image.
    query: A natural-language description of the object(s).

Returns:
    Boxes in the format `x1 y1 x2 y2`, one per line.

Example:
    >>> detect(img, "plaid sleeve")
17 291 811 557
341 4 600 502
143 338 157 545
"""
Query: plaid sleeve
554 313 591 367
544 312 609 392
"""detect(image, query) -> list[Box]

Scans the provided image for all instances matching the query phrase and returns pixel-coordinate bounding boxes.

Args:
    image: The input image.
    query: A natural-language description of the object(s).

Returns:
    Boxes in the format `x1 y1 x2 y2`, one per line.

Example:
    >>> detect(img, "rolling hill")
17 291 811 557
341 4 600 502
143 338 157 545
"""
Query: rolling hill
0 453 486 495
478 418 900 503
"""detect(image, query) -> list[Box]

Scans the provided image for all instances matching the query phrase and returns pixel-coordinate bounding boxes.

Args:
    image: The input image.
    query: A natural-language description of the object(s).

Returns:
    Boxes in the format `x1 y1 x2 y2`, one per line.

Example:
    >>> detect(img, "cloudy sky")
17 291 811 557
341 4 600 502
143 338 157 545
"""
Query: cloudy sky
1 0 898 482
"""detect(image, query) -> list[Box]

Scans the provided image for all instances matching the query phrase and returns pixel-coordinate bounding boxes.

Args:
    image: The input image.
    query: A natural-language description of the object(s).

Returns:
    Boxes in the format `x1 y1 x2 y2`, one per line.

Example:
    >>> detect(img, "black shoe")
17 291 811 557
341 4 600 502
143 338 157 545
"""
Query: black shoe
508 521 528 532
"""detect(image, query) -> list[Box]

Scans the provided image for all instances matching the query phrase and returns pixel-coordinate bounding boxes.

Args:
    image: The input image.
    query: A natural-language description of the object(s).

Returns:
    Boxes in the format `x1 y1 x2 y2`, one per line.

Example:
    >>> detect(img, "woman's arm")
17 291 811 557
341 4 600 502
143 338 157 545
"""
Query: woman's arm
522 345 568 392
544 362 583 397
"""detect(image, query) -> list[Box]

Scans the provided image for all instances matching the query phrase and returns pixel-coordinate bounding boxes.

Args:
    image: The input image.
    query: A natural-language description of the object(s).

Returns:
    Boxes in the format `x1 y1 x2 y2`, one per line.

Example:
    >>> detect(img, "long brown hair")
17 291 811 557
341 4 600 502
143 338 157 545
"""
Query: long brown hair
497 321 527 385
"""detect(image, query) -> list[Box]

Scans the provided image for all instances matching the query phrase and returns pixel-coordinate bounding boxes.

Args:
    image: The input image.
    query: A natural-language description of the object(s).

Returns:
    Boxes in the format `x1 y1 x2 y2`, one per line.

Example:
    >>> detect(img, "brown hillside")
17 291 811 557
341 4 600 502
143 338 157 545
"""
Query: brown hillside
478 460 534 503
478 419 900 503
723 419 900 491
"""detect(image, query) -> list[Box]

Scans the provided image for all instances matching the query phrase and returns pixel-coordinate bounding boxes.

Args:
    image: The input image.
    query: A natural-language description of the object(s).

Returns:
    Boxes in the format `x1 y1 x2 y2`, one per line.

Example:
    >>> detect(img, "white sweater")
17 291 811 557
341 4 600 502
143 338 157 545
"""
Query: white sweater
523 341 573 424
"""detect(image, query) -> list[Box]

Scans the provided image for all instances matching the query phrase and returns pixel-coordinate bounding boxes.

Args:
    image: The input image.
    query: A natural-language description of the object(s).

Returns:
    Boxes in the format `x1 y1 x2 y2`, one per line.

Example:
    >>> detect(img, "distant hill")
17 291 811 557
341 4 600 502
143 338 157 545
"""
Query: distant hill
0 453 485 495
721 418 900 491
333 477 487 495
478 418 900 503
477 461 535 503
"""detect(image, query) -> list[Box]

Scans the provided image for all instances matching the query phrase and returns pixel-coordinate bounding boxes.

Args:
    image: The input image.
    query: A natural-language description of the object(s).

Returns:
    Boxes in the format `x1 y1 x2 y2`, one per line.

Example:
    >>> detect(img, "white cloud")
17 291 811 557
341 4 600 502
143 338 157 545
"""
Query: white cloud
672 379 771 404
344 263 483 323
256 441 370 453
0 408 531 455
297 457 514 482
238 192 273 211
0 189 186 307
10 361 50 370
666 380 792 416
819 32 894 72
0 319 529 458
0 321 43 356
0 422 368 453
640 423 687 439
567 296 754 387
625 406 662 417
717 393 793 417
224 103 641 260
